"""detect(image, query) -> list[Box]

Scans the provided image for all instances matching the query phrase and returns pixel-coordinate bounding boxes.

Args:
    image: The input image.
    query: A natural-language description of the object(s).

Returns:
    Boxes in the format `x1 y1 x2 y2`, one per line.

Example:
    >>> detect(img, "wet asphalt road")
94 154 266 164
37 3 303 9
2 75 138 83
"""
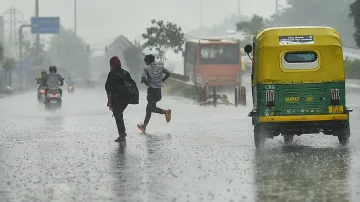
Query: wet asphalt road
0 87 360 202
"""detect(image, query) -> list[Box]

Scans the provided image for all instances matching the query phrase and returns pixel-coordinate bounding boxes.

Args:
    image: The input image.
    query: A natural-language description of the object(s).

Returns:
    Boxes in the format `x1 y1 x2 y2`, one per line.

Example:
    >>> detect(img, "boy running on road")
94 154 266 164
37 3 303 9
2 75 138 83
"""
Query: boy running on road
137 54 171 133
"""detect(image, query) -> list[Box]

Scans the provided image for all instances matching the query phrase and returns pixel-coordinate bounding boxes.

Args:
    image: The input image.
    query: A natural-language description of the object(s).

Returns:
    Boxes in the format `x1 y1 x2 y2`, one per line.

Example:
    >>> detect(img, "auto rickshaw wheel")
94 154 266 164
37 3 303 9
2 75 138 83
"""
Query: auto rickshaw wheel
336 121 350 146
283 134 294 144
254 124 266 149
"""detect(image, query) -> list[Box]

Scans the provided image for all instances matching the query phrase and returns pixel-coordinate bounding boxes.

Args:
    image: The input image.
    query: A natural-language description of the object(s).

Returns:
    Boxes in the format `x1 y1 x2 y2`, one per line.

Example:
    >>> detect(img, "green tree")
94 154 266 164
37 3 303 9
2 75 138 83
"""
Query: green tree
270 0 355 47
22 40 47 66
349 0 360 47
2 57 16 71
236 15 267 41
142 19 185 61
1 57 16 87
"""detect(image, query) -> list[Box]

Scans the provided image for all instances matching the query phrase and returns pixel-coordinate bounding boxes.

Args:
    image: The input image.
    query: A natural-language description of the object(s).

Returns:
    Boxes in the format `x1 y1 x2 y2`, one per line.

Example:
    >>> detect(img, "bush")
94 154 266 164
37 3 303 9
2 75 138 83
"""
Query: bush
344 58 360 79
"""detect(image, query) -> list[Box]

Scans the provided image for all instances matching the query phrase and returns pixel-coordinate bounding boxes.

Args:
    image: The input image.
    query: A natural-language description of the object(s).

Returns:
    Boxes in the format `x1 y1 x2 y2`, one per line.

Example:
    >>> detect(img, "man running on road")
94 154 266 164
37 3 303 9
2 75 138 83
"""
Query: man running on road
137 54 171 133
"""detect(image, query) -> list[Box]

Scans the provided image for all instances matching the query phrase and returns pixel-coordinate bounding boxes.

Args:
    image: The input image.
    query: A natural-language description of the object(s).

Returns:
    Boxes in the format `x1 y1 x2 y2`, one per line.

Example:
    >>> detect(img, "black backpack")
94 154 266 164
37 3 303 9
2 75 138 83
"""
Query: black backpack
119 70 139 104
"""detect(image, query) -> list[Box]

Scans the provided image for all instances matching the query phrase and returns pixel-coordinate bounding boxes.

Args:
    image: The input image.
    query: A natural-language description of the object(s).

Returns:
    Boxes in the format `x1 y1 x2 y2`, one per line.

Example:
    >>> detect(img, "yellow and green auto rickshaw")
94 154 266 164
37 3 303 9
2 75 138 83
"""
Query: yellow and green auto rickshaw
243 26 352 149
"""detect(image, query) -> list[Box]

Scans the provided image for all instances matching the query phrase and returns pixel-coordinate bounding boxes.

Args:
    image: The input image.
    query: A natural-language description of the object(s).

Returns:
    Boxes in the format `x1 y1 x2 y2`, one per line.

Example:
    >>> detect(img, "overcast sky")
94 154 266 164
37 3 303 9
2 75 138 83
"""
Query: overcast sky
1 0 286 47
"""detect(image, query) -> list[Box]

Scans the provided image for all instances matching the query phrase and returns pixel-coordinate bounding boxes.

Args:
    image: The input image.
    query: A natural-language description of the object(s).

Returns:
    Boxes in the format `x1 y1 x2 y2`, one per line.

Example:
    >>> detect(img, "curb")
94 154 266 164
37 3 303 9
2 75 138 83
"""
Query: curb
0 89 32 99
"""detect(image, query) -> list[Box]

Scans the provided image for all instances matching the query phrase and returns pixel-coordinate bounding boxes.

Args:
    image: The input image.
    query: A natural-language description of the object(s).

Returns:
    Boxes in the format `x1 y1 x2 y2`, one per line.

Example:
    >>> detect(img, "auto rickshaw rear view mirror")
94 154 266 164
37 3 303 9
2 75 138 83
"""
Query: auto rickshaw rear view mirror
244 45 253 60
244 45 252 54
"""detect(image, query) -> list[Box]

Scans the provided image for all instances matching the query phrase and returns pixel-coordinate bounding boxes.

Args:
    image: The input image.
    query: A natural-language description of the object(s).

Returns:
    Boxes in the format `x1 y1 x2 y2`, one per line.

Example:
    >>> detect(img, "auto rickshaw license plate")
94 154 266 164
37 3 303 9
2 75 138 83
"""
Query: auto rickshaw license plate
328 105 343 113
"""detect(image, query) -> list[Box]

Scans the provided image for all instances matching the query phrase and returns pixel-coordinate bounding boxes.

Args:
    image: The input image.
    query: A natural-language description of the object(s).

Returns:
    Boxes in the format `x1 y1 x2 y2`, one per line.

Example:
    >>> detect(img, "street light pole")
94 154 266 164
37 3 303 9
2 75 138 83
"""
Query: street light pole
35 0 39 54
275 0 278 13
74 0 77 35
237 0 240 18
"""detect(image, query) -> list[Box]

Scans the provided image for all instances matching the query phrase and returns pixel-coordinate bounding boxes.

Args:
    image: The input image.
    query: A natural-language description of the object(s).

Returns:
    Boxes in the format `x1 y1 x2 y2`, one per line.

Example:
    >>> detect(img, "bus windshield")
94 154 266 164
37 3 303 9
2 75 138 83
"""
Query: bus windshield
200 44 239 64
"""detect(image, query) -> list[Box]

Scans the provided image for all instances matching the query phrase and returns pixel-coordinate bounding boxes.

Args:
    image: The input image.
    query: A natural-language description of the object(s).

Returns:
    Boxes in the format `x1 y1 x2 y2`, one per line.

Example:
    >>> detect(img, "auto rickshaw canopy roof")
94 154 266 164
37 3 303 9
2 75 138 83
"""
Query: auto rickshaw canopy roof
252 26 345 84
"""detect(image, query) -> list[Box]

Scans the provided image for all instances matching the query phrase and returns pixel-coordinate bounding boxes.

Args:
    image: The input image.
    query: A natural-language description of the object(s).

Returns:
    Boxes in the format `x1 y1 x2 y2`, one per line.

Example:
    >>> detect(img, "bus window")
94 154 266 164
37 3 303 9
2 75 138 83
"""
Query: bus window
200 44 238 64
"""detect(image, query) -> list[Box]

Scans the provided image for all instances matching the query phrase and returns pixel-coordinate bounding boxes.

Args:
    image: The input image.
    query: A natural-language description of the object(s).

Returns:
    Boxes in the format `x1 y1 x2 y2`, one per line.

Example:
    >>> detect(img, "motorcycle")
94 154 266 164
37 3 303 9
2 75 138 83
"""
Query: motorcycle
44 88 62 110
37 87 47 103
67 85 74 93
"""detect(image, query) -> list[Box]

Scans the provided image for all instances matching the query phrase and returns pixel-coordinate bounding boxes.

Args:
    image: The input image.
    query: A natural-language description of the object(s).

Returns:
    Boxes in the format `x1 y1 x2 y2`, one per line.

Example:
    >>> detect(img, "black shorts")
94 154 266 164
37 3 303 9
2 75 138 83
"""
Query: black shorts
147 88 162 103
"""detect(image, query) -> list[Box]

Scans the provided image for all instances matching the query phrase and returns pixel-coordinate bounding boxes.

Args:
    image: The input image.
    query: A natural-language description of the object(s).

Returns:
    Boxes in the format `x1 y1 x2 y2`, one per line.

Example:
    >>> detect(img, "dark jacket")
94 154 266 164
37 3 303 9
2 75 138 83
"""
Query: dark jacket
105 68 137 104
43 73 64 89
37 77 47 87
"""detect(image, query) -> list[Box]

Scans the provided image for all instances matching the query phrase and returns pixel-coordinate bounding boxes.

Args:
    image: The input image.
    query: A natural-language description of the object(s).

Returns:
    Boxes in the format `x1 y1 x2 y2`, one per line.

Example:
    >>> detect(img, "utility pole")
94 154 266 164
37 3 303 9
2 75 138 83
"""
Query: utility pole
74 0 77 35
3 7 24 59
275 0 279 13
35 0 40 57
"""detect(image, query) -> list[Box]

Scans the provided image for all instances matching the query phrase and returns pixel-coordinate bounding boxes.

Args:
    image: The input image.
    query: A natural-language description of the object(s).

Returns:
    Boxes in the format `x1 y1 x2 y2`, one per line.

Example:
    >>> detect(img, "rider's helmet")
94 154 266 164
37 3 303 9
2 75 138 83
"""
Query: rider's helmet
144 54 155 65
49 65 57 73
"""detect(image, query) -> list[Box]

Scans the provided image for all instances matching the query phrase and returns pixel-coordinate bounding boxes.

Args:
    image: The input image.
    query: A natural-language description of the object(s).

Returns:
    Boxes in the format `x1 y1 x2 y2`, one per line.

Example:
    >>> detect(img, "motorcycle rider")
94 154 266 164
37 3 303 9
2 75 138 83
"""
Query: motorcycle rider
43 65 64 97
40 70 47 79
37 70 48 99
66 77 74 89
66 77 74 86
37 70 48 90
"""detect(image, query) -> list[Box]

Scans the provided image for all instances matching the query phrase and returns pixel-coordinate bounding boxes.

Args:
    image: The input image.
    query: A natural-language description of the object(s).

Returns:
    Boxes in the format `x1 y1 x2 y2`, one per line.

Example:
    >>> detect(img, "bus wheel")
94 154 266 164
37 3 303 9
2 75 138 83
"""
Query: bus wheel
283 134 294 144
254 124 266 150
336 121 350 146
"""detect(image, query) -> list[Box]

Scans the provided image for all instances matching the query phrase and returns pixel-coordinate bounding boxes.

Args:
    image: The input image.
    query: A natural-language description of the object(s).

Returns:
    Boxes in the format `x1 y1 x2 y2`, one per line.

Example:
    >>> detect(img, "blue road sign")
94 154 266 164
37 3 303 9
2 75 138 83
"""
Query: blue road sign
31 17 60 34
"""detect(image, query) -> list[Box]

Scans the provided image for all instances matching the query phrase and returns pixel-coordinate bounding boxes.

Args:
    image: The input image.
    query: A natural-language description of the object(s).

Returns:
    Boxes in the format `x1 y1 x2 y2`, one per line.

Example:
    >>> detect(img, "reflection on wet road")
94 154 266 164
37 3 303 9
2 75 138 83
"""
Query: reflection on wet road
255 146 350 202
0 88 359 201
